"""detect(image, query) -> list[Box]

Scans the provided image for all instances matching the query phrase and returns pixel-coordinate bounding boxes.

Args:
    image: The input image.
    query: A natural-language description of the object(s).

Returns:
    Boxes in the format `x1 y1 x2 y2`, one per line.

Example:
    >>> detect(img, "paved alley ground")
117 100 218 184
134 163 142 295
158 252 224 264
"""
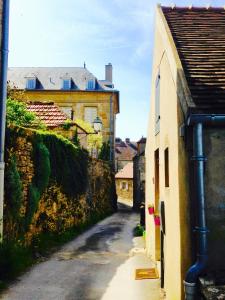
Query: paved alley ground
0 201 161 300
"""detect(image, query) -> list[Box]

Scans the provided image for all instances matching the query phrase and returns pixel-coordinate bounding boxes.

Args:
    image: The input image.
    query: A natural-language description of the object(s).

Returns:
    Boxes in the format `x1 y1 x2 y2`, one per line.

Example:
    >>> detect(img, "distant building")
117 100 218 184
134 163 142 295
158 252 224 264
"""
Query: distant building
115 138 137 171
115 162 133 203
7 64 119 162
133 137 146 211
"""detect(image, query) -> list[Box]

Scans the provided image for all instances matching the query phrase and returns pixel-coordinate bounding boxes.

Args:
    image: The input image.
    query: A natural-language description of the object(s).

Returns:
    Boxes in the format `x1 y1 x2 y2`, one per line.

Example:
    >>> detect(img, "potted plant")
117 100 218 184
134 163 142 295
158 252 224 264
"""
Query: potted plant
154 214 161 226
148 204 154 215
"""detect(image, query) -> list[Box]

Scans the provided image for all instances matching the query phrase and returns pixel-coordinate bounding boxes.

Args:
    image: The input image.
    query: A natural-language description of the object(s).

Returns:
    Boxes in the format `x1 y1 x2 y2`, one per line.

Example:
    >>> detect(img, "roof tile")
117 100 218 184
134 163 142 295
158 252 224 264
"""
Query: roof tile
162 7 225 106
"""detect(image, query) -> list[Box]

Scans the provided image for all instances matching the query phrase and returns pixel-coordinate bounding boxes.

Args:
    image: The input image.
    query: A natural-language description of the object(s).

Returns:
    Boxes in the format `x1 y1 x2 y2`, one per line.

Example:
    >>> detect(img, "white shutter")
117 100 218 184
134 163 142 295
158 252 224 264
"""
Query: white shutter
61 107 72 119
84 107 97 124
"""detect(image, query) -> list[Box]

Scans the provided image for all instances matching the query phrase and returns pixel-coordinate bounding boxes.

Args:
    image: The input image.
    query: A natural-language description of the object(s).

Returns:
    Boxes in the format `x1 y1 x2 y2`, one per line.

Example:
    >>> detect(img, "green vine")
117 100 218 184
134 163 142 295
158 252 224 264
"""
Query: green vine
4 154 23 220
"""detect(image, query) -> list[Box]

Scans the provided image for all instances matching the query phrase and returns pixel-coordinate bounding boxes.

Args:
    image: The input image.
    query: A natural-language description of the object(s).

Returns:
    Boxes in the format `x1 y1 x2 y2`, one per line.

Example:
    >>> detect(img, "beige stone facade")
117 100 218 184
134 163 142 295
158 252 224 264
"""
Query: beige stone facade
145 6 191 300
115 178 133 202
19 90 119 144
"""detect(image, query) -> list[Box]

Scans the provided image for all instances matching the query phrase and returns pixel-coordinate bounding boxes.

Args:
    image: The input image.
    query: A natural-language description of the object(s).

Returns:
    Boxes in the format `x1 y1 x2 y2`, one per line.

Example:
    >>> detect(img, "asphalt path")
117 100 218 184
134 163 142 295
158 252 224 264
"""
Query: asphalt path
1 202 149 300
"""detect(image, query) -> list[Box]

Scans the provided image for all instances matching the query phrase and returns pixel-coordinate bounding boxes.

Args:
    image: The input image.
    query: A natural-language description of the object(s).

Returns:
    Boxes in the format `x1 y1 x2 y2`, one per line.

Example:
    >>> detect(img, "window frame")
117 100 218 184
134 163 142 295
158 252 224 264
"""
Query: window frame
155 72 160 135
87 79 95 90
84 106 97 125
164 147 169 188
62 78 72 90
26 78 37 90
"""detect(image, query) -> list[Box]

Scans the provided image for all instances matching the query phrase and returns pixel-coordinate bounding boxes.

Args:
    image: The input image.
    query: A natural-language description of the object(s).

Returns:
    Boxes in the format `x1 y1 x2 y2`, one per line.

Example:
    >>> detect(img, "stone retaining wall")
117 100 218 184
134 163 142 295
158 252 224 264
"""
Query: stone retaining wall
4 126 117 244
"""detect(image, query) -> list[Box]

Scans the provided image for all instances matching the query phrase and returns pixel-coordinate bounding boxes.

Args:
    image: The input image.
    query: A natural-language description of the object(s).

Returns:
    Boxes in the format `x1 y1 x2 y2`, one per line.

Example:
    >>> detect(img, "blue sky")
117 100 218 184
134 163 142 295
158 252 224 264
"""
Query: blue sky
8 0 225 140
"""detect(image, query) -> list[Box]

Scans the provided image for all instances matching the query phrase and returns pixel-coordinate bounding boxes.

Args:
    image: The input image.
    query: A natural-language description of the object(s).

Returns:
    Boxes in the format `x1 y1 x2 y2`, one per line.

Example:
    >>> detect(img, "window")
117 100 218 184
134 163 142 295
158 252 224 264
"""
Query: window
61 107 73 119
155 72 160 135
164 147 169 187
120 181 128 191
84 107 97 125
62 79 71 90
87 80 95 90
26 78 36 89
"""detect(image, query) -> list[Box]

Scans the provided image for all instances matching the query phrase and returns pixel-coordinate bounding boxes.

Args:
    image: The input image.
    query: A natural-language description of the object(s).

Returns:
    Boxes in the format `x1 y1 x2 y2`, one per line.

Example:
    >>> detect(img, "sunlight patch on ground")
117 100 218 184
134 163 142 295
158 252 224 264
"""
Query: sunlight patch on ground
101 237 161 300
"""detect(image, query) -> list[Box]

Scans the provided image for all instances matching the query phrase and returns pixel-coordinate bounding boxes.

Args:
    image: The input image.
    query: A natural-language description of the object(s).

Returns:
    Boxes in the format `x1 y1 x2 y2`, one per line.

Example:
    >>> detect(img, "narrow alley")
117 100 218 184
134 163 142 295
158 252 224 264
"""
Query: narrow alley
0 201 160 300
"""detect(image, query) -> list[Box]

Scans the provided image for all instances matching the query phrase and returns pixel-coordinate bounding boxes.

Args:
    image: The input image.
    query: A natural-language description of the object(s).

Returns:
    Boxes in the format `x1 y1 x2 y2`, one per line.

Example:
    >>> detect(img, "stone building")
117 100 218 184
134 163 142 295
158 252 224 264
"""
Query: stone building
115 162 133 203
145 5 225 299
7 64 119 162
115 138 137 171
133 137 146 211
27 102 88 148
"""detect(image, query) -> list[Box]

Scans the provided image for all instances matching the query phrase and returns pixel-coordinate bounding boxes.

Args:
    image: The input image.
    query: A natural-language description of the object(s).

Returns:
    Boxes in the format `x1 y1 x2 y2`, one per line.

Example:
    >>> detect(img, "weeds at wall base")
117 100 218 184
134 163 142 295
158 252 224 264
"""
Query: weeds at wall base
0 210 113 293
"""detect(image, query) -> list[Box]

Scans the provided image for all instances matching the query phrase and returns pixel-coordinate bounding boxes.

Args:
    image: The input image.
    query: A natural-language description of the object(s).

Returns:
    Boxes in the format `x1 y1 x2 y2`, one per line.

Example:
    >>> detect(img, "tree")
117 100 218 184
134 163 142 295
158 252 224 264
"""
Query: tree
99 141 110 161
6 98 46 129
72 129 80 147
75 119 103 154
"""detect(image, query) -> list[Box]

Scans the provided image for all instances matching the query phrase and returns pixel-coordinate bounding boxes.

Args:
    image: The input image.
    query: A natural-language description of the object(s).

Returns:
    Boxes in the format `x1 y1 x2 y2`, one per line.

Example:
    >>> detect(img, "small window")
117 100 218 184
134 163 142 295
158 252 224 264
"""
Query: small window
26 78 36 89
61 107 73 119
84 107 97 125
87 80 95 90
62 79 71 90
155 72 160 135
164 147 169 187
120 181 128 191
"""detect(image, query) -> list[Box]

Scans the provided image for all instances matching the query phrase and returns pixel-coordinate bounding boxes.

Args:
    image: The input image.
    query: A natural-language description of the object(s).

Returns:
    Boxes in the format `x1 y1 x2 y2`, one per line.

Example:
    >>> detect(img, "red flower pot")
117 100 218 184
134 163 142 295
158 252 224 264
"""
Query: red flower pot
148 206 154 215
154 215 161 226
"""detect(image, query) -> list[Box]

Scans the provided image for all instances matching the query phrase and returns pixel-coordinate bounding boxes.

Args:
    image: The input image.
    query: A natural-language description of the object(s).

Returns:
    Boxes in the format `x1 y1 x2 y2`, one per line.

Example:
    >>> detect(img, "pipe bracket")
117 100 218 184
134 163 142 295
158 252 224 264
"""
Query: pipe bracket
191 155 207 162
194 226 209 233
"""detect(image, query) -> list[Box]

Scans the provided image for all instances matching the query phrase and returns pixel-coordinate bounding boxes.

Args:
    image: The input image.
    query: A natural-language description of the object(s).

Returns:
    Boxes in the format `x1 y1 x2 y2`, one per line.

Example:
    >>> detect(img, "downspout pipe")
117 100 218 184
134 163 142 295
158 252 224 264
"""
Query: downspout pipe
0 0 10 241
184 114 225 299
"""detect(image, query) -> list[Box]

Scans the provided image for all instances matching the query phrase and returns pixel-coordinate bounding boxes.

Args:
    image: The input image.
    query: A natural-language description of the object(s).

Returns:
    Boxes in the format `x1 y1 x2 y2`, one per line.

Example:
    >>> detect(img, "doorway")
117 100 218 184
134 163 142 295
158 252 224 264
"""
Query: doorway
154 149 160 261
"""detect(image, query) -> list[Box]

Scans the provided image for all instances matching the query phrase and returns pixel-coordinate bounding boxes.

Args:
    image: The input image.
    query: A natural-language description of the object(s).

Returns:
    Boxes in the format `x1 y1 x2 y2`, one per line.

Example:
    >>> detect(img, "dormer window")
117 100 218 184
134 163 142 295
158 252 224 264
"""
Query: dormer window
62 78 71 90
87 79 95 90
26 78 36 90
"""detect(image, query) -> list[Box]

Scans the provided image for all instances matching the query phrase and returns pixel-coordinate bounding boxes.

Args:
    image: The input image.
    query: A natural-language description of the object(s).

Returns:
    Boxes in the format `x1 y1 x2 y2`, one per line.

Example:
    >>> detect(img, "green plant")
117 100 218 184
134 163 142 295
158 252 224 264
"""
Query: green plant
72 129 80 147
4 155 23 219
41 130 88 197
26 185 40 227
33 142 50 193
133 224 144 237
99 141 110 161
6 98 46 130
75 118 103 152
62 119 73 130
26 141 51 227
0 241 33 282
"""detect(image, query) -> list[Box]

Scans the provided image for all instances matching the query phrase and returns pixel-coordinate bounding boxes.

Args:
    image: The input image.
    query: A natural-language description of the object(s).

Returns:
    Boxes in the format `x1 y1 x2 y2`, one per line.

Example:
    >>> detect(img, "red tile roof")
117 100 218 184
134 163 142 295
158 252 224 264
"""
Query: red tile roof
115 139 137 161
27 103 68 127
162 7 225 107
115 162 133 179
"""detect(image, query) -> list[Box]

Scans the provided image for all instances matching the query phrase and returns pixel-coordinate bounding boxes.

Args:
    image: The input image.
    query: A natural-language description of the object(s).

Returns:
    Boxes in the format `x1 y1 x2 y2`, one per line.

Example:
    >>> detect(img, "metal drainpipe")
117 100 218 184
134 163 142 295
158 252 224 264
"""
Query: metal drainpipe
184 122 208 299
0 0 10 242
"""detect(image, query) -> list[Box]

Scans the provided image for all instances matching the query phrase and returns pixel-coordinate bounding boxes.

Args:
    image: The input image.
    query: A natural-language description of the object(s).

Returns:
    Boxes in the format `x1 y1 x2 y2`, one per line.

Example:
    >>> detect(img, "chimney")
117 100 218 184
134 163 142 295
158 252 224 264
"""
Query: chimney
105 63 113 83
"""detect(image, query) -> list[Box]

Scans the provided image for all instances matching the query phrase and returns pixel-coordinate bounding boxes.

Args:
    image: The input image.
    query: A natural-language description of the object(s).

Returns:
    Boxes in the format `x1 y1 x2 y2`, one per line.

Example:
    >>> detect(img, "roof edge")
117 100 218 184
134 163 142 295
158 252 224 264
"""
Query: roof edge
157 5 196 116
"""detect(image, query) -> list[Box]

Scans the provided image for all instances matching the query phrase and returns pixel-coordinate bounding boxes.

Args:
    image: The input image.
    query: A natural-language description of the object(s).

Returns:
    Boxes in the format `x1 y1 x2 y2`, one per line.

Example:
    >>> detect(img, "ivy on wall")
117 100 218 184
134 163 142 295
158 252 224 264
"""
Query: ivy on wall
4 155 23 221
26 142 50 227
5 126 89 230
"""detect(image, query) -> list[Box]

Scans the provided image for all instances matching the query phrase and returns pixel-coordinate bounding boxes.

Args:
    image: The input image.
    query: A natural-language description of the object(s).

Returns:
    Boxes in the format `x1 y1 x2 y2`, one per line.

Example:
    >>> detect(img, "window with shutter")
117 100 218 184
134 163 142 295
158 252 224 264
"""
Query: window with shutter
62 79 71 90
87 80 95 90
26 78 36 89
84 107 97 125
61 107 73 119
